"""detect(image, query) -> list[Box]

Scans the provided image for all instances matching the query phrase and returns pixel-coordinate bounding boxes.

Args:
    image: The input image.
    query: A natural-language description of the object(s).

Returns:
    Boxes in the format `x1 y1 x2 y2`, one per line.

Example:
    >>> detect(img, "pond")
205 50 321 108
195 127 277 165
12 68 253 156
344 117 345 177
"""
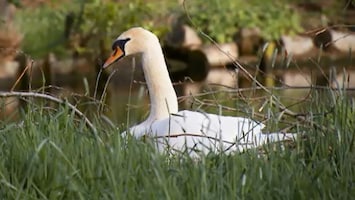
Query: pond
0 56 355 128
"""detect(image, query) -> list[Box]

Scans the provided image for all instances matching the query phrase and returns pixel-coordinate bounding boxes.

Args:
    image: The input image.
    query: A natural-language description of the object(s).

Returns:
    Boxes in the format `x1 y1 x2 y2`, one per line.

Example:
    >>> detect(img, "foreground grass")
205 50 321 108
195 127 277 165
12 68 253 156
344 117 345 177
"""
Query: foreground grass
0 90 354 199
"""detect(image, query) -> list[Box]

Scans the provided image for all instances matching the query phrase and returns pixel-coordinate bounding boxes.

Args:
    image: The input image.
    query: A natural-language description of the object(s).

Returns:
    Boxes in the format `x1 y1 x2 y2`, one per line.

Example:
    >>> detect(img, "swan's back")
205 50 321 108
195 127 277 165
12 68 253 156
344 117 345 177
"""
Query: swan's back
130 110 295 155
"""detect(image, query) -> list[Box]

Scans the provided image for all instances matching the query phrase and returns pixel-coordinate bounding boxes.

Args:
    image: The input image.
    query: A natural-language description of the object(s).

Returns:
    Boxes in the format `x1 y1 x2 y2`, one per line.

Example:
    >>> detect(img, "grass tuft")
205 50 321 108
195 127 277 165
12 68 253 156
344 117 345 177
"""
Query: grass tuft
0 88 354 199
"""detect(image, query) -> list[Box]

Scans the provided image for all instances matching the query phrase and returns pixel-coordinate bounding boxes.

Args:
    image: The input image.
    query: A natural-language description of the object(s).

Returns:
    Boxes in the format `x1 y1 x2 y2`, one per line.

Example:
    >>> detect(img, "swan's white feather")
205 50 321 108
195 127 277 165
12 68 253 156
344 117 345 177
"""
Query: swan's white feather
129 110 295 154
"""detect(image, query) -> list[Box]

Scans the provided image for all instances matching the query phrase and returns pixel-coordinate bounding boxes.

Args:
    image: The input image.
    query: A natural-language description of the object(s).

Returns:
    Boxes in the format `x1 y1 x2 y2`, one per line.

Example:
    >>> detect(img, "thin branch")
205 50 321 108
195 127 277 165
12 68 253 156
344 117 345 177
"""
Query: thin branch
151 131 295 147
10 61 31 91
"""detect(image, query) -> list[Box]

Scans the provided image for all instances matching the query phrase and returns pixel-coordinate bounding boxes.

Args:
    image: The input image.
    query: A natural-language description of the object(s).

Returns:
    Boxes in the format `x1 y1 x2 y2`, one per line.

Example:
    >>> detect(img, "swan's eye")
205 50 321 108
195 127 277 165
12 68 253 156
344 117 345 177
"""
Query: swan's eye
112 38 131 51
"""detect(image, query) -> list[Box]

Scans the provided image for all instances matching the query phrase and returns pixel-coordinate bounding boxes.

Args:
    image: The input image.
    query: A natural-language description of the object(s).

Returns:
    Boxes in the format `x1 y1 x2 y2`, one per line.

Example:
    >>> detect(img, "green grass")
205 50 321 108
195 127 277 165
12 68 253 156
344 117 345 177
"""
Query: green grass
0 89 354 199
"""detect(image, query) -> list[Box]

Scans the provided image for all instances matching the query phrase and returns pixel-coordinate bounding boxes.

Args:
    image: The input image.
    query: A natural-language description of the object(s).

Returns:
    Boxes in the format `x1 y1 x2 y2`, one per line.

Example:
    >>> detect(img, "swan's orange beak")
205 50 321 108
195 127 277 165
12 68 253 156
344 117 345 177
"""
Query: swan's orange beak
102 47 124 69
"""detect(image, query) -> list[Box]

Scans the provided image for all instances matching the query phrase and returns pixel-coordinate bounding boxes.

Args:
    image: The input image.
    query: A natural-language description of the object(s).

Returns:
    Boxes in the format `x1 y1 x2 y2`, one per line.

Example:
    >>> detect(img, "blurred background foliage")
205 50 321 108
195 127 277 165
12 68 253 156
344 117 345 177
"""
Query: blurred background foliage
11 0 350 58
182 0 303 42
13 1 71 58
13 0 175 58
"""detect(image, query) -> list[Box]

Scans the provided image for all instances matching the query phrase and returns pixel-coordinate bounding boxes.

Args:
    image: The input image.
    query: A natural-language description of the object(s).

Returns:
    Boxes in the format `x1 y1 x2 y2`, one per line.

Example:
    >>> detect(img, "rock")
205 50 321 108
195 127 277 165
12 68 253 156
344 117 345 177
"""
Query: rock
330 30 355 53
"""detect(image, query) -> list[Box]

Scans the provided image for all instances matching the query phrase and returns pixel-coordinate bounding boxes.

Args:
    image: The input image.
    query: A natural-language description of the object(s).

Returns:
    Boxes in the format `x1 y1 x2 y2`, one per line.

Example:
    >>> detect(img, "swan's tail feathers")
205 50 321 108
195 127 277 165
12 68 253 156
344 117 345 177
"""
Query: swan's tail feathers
266 132 298 141
255 132 299 147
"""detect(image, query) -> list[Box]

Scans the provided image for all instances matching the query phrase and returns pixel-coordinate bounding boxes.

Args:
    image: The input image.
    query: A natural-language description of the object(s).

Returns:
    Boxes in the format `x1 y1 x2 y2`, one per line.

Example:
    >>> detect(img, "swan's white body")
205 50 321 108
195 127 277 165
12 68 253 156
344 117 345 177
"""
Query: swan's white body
104 27 296 155
130 110 295 154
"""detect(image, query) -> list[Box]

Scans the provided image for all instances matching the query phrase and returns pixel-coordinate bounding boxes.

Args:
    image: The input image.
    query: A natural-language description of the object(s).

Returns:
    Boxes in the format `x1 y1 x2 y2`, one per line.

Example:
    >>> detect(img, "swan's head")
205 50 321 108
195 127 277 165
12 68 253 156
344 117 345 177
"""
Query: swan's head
102 27 159 69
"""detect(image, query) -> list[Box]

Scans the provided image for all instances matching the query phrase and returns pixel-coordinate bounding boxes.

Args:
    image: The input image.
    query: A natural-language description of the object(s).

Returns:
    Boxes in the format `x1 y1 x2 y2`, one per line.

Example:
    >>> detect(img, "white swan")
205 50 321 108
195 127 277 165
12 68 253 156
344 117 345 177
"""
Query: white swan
103 27 296 155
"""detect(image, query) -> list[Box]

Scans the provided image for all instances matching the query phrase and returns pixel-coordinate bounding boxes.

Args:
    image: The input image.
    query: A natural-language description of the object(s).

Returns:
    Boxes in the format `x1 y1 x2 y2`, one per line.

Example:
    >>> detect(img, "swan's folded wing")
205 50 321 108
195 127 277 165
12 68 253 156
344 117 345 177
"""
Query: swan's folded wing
149 110 271 153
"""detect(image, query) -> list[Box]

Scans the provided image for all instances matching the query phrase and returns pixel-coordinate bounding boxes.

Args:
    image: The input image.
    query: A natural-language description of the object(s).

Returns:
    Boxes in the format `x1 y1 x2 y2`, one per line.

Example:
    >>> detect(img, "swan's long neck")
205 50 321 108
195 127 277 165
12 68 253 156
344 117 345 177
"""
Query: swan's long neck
141 40 178 122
